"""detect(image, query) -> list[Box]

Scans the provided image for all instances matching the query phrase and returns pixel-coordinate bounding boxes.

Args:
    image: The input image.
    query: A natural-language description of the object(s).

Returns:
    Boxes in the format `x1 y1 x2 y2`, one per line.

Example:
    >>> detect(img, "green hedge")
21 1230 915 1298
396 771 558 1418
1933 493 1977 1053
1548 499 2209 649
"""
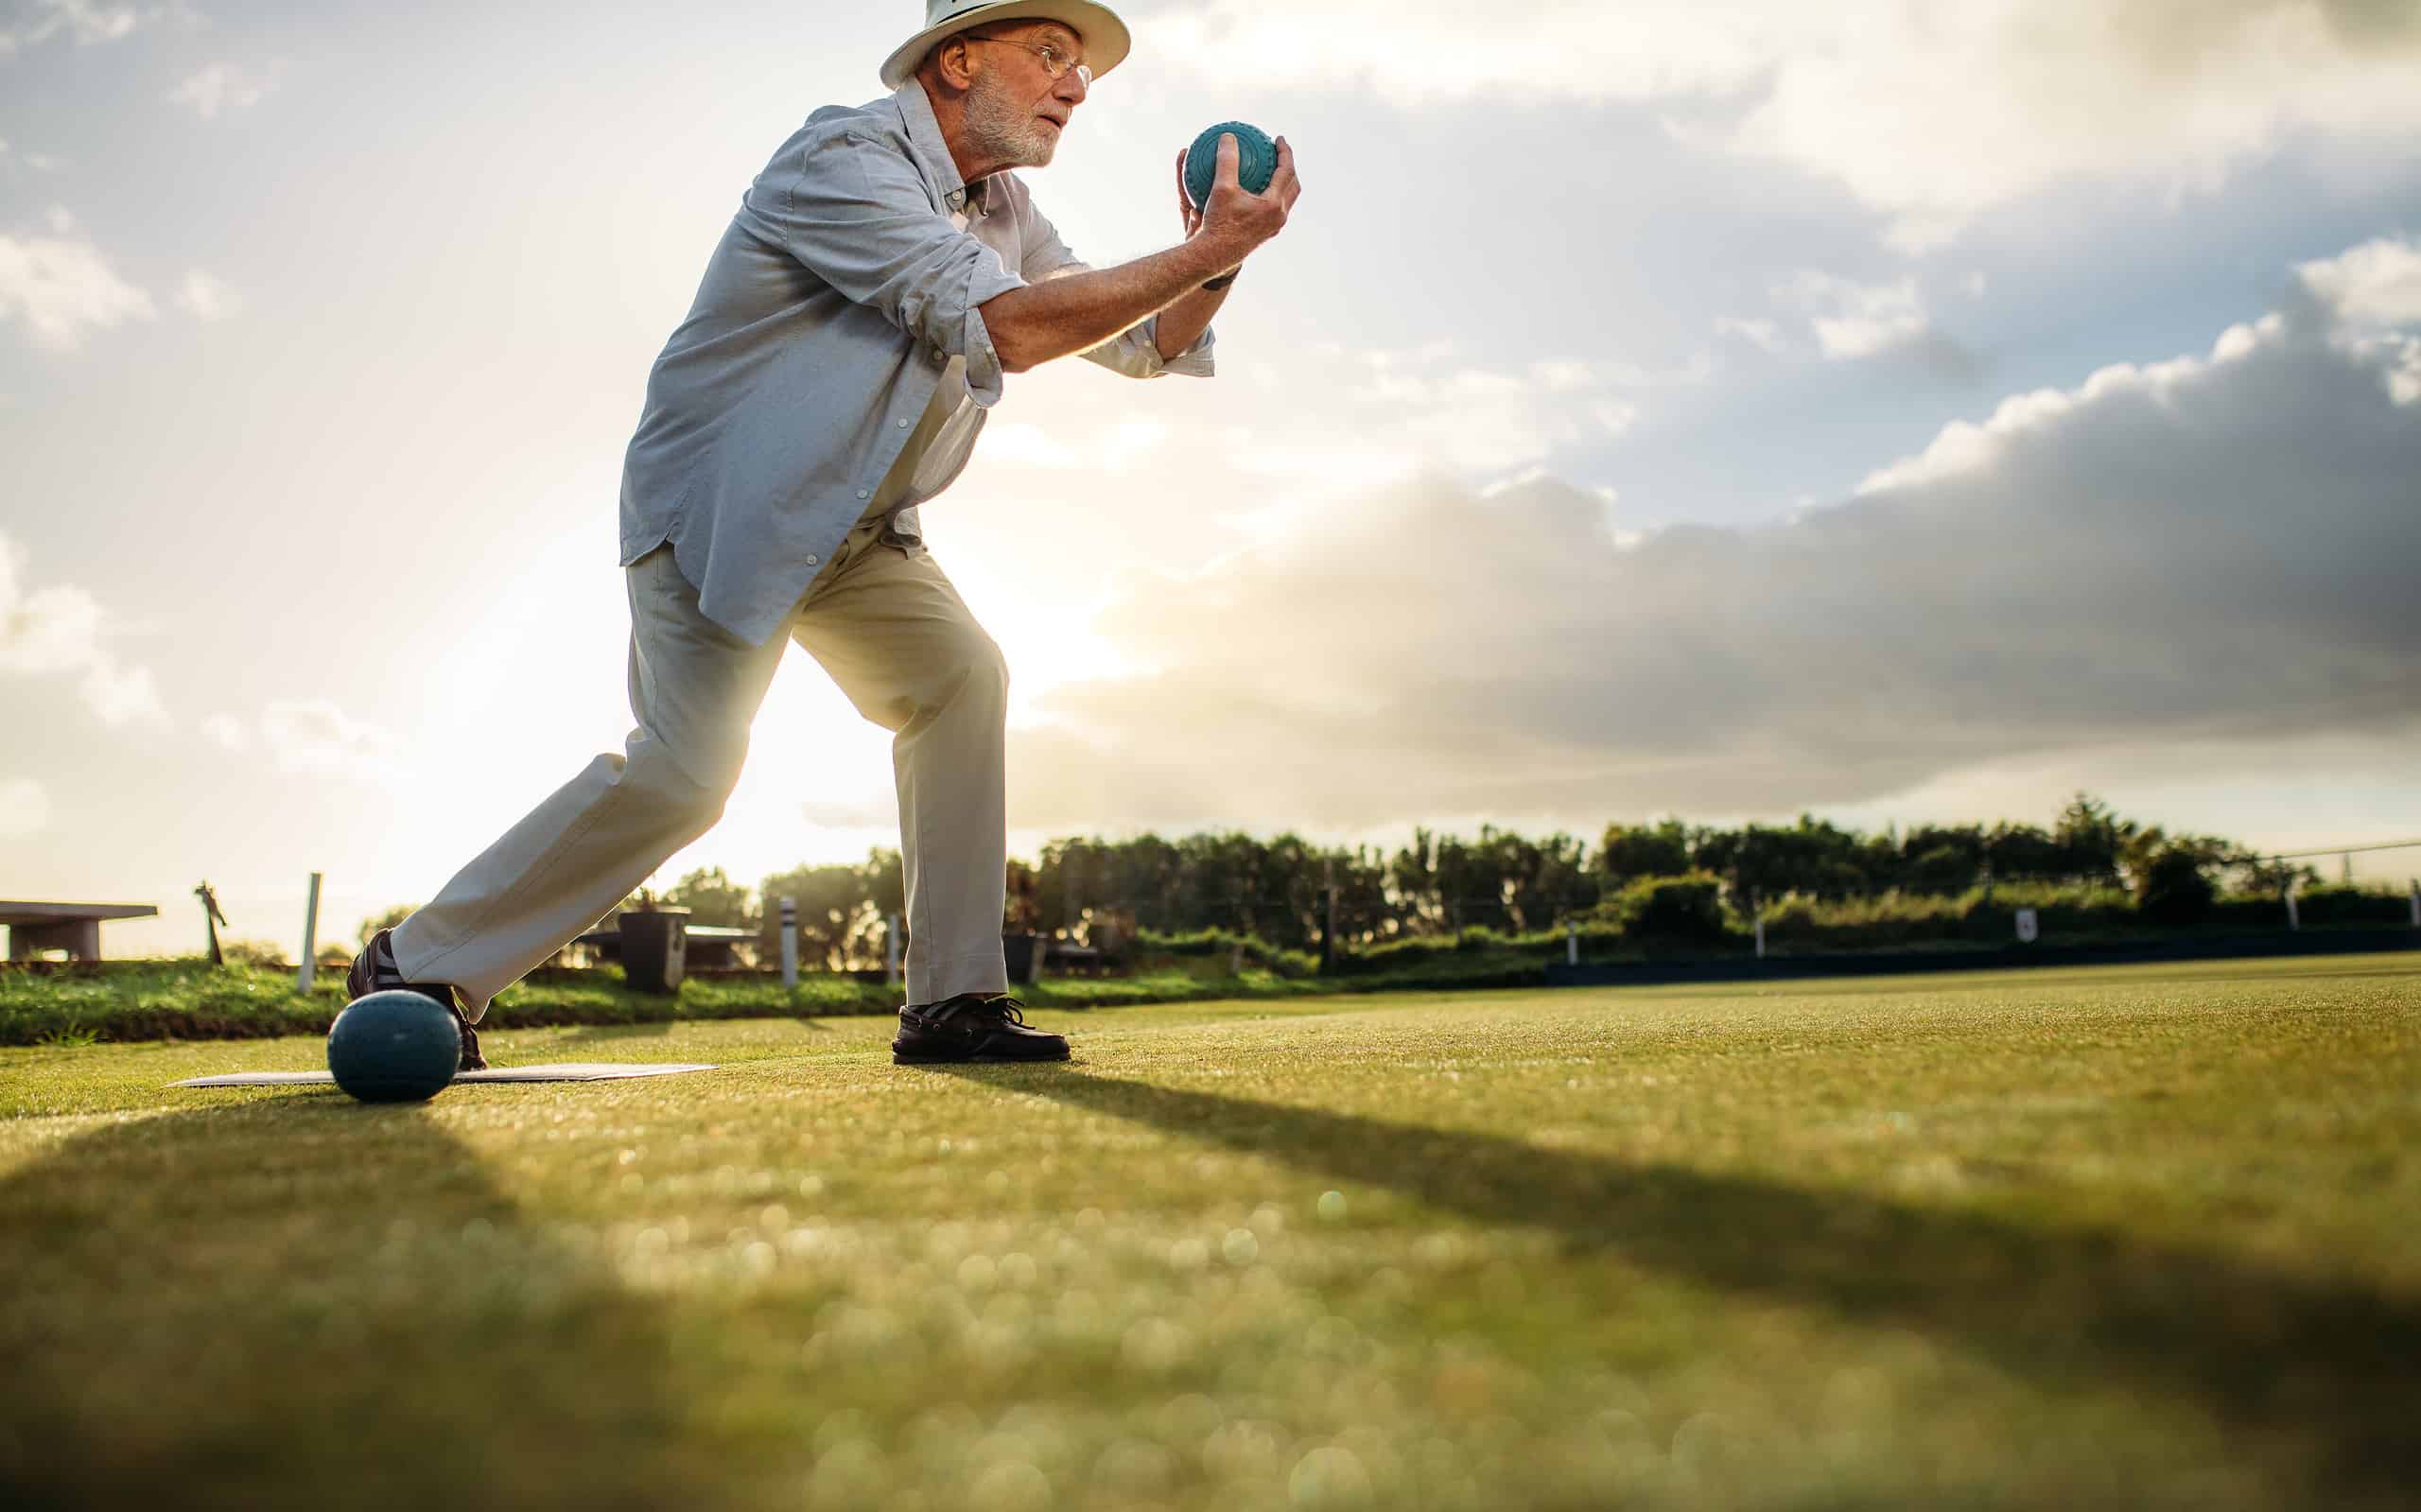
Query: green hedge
6 880 2412 1046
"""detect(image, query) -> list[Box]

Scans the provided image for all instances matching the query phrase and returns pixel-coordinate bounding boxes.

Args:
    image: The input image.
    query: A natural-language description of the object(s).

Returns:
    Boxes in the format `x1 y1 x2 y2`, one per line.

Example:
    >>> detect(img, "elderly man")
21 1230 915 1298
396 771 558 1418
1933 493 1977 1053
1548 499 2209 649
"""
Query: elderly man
348 0 1301 1067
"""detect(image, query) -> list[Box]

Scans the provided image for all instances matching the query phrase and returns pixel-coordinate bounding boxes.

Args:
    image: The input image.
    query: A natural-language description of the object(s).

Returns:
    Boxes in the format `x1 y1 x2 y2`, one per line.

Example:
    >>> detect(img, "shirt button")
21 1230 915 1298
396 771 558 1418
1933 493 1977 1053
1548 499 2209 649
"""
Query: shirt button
857 489 871 499
805 554 820 566
897 418 910 428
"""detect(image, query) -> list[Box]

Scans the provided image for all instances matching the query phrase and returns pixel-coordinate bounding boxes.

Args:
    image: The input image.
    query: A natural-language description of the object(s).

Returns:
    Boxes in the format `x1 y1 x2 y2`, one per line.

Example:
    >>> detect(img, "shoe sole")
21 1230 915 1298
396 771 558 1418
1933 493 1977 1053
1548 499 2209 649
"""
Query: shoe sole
893 1045 1071 1066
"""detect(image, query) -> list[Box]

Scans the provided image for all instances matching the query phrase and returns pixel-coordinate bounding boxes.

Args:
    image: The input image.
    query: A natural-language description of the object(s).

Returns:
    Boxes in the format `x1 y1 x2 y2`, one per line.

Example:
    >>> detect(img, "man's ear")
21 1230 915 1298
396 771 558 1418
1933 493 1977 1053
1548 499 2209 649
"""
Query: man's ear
929 35 979 93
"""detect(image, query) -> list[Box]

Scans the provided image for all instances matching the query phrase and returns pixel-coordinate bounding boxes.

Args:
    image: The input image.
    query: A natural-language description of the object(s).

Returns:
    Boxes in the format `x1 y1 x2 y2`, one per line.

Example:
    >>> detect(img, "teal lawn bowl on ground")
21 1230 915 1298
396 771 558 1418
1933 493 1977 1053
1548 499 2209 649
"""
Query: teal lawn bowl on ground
324 989 462 1103
2 953 2416 1510
1186 120 1277 206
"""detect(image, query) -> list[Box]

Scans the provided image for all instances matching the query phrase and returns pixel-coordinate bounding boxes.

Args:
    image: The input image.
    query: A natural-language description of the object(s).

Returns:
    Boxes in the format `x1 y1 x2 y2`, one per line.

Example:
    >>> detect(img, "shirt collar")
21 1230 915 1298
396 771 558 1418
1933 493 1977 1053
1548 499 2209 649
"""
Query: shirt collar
891 81 992 219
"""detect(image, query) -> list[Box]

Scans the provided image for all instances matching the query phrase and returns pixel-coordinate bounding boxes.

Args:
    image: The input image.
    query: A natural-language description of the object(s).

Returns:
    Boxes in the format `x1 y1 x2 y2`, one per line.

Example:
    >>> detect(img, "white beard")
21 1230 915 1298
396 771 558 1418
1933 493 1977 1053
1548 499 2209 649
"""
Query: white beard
964 72 1057 168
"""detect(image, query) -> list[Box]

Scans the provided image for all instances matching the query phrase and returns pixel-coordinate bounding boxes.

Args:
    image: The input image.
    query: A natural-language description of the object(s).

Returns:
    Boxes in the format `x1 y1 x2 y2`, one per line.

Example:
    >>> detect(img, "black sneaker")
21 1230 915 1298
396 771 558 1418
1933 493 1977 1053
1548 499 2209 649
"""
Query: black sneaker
345 928 489 1071
893 995 1069 1065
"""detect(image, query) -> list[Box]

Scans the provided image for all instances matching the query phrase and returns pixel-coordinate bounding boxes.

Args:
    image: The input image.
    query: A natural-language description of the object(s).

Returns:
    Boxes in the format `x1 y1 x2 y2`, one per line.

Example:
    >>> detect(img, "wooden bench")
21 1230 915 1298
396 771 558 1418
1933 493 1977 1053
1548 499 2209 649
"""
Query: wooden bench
1 901 160 962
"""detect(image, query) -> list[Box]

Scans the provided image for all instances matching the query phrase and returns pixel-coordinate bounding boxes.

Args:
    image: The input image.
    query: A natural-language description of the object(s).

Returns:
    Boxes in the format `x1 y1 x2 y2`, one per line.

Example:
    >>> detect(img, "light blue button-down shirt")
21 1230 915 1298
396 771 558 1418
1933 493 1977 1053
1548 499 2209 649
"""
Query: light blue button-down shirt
618 82 1216 647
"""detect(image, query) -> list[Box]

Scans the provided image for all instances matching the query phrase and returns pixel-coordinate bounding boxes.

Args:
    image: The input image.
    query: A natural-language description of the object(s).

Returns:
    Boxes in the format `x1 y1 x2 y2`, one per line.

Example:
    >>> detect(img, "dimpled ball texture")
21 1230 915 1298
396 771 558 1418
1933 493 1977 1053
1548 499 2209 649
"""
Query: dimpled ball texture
326 989 462 1103
1185 121 1278 207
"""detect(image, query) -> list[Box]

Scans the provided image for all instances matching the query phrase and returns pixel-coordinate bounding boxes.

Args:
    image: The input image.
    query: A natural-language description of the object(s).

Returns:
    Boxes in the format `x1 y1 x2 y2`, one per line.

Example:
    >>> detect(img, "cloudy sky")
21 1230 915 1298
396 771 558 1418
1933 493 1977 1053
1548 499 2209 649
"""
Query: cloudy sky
5 0 2419 957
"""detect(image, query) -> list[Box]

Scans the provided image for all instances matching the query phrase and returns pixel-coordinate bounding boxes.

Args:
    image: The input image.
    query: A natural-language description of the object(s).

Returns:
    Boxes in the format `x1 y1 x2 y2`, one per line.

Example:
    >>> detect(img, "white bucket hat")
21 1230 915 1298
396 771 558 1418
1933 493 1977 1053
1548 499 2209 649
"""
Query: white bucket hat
880 0 1132 90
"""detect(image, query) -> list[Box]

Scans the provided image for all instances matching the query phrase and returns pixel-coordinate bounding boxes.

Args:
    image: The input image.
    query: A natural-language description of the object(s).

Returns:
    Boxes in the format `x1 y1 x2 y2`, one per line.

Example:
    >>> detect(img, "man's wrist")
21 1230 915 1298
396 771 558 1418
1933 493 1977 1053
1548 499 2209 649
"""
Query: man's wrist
1184 230 1251 285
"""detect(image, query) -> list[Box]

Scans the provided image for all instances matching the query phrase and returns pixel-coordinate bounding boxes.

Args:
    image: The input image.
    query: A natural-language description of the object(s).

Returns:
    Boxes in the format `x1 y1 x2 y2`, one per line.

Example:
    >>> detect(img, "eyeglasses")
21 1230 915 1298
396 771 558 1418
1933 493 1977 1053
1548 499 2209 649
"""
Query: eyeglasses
959 34 1093 89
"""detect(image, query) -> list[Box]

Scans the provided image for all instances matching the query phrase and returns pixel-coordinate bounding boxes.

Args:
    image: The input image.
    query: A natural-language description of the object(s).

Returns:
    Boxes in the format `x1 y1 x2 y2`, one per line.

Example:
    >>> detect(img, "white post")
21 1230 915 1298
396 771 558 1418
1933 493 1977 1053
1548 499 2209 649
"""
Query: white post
2286 884 2301 932
1754 910 1766 960
884 912 901 987
296 871 322 993
1566 921 1578 966
1026 932 1048 986
779 896 798 989
2341 853 2353 886
2407 878 2418 929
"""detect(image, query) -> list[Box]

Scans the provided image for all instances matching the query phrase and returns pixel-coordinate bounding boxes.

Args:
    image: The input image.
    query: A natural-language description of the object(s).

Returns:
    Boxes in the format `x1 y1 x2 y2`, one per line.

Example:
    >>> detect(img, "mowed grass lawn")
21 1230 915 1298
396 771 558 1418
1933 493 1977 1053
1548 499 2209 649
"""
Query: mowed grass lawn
2 956 2414 1511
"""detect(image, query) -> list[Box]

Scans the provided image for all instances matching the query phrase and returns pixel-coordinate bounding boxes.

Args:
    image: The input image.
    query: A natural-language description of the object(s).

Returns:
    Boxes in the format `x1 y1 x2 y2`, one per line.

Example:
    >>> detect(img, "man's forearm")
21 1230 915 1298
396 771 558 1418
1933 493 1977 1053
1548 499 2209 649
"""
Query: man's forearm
1154 276 1231 360
981 238 1236 374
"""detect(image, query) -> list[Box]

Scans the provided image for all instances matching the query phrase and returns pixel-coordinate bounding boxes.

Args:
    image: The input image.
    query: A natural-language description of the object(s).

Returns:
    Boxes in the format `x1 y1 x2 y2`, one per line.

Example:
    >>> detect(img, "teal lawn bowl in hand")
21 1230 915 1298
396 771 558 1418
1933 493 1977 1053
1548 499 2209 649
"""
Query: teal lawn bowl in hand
1186 121 1278 207
327 990 461 1103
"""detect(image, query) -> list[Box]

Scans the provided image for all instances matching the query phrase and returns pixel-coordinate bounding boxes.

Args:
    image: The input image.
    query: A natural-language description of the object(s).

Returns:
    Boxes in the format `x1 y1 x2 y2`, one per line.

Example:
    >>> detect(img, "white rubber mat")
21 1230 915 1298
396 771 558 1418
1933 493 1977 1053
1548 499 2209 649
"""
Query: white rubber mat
169 1063 719 1087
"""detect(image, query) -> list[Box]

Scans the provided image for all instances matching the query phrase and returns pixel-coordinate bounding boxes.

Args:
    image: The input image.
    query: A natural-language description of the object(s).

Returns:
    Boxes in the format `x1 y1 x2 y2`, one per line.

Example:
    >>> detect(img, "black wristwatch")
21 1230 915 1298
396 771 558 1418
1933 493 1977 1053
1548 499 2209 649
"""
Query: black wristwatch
1201 269 1240 292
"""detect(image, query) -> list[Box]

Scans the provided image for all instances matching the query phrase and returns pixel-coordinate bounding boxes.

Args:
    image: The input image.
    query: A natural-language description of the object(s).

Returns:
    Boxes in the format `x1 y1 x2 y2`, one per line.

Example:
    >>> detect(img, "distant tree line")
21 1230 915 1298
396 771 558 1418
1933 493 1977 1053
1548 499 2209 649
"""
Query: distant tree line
388 793 2317 968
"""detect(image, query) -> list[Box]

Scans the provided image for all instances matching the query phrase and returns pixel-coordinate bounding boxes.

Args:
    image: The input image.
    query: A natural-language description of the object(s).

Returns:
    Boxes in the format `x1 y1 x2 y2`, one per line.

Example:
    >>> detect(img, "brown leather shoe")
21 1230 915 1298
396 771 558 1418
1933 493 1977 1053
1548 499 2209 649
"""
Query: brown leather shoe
892 995 1069 1064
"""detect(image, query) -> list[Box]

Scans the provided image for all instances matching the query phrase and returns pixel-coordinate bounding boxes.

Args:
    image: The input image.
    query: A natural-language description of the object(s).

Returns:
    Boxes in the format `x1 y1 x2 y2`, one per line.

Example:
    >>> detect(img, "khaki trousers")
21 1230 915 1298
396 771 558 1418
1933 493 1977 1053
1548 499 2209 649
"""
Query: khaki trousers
389 514 1010 1020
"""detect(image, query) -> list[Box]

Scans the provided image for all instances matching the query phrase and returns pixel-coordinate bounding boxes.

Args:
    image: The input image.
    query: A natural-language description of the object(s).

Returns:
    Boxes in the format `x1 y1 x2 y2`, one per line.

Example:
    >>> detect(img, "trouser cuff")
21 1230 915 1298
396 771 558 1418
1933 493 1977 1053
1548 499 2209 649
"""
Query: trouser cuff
908 947 1010 1007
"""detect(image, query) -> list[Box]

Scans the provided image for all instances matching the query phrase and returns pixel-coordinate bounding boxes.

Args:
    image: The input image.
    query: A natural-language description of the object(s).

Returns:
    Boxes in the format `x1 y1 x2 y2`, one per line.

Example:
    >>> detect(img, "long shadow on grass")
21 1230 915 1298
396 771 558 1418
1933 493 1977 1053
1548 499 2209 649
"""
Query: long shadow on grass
943 1067 2421 1504
0 1099 729 1512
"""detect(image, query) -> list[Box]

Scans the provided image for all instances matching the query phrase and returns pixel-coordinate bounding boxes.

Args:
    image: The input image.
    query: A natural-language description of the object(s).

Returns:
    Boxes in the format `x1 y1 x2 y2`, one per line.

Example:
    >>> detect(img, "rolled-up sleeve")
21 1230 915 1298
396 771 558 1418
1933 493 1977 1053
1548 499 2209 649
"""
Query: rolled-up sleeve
1018 200 1216 381
739 129 1028 405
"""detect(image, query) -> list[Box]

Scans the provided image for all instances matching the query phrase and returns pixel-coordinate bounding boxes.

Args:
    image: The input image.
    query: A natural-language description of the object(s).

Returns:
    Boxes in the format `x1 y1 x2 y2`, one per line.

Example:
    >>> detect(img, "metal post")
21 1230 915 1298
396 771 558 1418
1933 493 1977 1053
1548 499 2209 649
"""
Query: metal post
296 872 322 993
2343 852 2354 886
1565 921 1578 966
779 896 798 989
2408 878 2418 929
884 912 901 988
1754 910 1766 960
1321 857 1337 974
2286 883 2301 932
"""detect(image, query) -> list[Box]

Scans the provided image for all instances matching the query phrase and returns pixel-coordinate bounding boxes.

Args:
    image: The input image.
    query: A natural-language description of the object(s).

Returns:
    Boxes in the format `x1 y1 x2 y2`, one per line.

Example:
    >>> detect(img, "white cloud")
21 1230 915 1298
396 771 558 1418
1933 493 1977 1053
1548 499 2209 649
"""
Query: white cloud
0 0 143 55
0 210 154 351
0 777 48 839
80 660 167 727
261 699 404 782
1854 315 2286 496
2295 236 2421 407
1007 244 2421 827
1151 2 1788 106
1479 464 1554 499
1715 316 1784 353
2299 234 2421 329
166 62 284 121
0 138 69 174
1314 346 1652 475
200 712 251 751
175 269 241 322
1779 271 1926 359
1156 1 2421 249
0 533 169 727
